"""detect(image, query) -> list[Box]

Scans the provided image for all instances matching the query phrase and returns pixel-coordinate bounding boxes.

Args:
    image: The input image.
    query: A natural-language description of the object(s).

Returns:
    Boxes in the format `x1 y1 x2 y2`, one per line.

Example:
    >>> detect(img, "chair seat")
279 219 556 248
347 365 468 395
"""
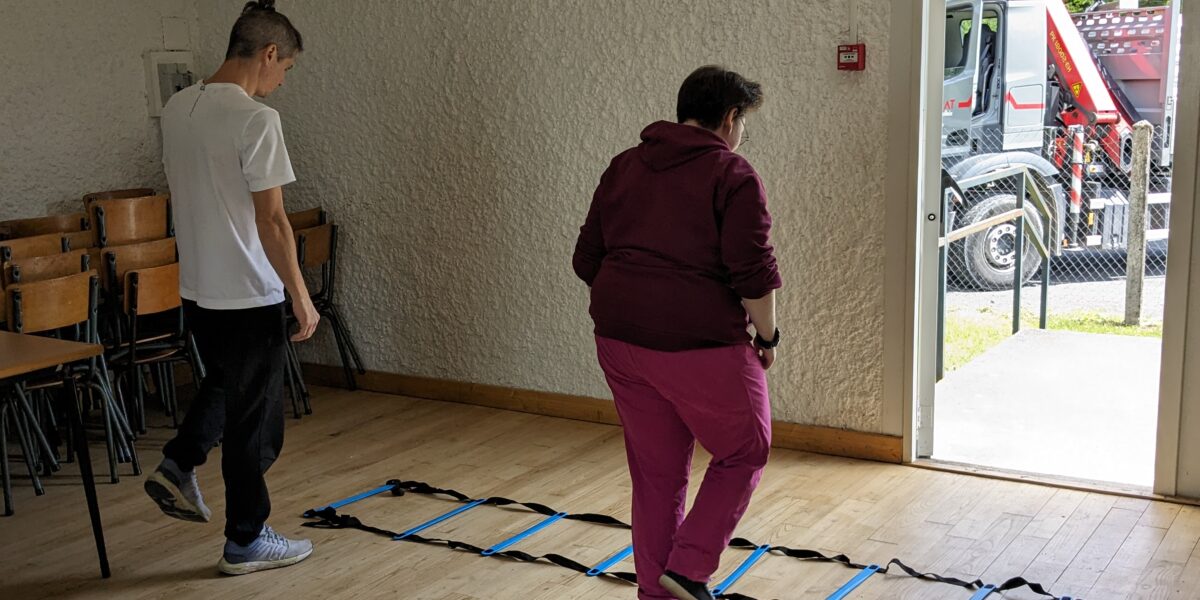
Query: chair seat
108 344 185 365
11 364 90 392
103 331 176 350
22 375 75 392
132 347 184 365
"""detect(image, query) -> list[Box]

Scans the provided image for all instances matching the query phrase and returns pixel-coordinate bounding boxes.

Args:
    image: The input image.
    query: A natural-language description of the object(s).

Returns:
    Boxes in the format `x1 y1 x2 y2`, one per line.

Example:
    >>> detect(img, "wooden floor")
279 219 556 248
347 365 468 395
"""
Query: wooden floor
3 387 1200 599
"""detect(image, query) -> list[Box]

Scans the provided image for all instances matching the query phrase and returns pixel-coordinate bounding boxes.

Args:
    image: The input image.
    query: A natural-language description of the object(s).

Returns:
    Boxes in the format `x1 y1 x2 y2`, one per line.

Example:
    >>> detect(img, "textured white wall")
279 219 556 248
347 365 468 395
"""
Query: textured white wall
195 0 894 431
0 0 198 218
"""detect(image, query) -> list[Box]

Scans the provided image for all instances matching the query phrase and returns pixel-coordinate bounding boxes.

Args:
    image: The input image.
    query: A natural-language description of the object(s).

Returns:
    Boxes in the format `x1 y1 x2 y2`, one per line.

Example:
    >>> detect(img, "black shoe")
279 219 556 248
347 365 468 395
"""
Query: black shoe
659 570 716 600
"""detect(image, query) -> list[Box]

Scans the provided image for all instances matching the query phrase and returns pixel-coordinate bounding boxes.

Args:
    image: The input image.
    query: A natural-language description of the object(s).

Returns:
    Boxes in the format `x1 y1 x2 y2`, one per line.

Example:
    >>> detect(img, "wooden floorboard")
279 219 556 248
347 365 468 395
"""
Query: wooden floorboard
1 386 1199 599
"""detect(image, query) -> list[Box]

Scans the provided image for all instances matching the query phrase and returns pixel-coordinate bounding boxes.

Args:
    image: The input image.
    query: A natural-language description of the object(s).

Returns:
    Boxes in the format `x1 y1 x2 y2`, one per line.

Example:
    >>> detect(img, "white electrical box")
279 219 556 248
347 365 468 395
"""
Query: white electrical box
145 51 195 117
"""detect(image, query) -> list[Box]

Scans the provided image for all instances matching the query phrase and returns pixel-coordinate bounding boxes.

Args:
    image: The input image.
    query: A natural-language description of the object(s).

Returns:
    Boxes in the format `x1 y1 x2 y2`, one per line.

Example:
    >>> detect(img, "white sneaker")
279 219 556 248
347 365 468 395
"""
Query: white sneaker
218 526 314 575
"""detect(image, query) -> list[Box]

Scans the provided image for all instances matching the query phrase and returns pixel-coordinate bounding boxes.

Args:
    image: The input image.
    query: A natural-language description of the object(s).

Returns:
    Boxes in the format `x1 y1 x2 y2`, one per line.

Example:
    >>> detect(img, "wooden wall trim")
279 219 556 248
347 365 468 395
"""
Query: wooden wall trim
302 364 903 464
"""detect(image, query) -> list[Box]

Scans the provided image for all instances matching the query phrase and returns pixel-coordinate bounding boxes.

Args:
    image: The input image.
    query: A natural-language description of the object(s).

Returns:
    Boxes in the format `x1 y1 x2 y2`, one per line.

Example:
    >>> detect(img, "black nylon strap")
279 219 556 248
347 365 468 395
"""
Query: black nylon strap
389 479 631 528
301 507 401 539
306 481 1075 600
729 537 868 570
301 504 639 585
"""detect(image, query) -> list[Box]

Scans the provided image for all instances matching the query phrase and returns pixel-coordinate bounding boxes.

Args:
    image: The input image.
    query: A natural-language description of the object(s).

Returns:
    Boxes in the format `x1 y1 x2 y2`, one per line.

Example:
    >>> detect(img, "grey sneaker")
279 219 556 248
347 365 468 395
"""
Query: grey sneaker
218 526 314 575
144 458 212 523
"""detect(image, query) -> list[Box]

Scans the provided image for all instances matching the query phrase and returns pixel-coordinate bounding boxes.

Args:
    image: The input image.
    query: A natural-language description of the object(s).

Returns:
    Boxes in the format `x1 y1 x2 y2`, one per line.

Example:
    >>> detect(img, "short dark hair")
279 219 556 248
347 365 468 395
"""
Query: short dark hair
225 0 303 61
676 66 764 129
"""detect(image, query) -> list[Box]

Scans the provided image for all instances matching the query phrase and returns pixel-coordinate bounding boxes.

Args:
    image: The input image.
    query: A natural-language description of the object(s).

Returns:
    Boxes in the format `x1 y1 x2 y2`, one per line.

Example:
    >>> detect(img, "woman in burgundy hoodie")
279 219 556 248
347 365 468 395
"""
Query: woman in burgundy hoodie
573 66 781 600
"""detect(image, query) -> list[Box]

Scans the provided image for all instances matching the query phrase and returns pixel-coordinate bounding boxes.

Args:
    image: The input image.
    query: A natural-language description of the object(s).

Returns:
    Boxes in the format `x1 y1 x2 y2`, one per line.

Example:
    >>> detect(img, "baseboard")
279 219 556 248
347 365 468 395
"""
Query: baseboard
302 364 903 464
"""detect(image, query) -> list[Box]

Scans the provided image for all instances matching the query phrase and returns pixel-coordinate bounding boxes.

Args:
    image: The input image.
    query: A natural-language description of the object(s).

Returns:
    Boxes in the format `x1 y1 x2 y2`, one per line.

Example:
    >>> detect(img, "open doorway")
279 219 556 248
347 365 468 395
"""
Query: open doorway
916 0 1184 489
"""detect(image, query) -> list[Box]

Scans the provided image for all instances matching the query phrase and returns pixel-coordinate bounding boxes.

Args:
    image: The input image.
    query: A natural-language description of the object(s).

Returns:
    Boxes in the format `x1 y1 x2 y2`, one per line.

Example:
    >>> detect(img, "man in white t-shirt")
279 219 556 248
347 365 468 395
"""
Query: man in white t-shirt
144 0 318 576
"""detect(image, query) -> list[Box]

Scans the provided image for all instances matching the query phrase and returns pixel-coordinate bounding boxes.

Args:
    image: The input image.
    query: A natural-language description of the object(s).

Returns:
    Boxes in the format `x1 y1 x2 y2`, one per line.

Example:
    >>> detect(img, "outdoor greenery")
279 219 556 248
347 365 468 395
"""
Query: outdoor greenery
944 309 1162 372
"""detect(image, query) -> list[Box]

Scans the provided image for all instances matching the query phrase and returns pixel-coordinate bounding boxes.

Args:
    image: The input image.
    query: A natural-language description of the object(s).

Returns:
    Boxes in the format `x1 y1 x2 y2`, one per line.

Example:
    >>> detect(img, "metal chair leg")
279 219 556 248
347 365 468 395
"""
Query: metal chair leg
99 379 118 483
97 365 136 442
64 394 75 465
286 364 302 420
12 406 43 496
14 384 58 472
91 373 140 475
286 342 312 415
41 390 63 464
286 341 309 398
121 390 141 477
134 365 147 435
327 314 357 391
330 306 367 375
2 402 13 515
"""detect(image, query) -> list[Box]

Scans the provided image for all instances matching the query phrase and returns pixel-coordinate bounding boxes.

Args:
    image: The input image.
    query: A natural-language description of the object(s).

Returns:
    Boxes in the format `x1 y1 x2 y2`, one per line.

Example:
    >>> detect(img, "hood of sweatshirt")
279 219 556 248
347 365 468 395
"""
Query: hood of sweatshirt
636 121 730 172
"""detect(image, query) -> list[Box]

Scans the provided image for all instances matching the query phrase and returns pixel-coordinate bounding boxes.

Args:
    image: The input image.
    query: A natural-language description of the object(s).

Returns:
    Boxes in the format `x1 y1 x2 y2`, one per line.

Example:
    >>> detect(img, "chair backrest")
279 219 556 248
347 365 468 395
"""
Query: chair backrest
0 212 88 239
3 249 89 287
61 229 96 251
295 224 334 269
124 262 181 316
82 188 156 210
90 194 171 247
101 238 177 292
287 207 326 230
61 230 100 278
6 270 97 334
0 233 65 263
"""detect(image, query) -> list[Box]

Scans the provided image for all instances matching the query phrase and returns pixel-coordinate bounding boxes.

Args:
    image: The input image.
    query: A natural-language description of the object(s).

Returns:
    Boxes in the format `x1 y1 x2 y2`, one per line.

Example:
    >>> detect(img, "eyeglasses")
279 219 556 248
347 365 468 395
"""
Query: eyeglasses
736 119 750 152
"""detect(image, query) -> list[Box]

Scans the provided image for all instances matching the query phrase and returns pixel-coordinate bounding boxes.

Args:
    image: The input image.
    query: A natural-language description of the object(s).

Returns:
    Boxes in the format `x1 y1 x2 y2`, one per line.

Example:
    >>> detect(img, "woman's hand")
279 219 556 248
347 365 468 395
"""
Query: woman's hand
757 346 775 370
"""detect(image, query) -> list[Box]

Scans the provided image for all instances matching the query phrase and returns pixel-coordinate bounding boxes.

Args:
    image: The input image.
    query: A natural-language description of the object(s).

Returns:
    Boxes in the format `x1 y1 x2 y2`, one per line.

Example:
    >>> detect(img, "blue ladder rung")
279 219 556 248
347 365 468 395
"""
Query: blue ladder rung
826 564 881 600
308 483 394 514
969 584 998 600
712 544 771 595
394 499 488 540
587 544 634 577
481 512 568 556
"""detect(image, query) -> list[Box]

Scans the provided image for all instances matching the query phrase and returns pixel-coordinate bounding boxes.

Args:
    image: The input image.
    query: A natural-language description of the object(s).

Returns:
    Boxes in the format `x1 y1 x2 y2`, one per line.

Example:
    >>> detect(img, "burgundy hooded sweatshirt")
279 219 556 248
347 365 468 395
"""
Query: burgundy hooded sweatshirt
573 120 782 352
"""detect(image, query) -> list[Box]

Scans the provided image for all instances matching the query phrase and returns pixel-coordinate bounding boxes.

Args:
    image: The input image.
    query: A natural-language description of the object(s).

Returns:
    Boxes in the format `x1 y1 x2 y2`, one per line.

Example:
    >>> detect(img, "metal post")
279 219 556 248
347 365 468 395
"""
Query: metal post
1069 125 1085 246
1041 187 1052 330
1013 171 1026 335
1125 121 1154 326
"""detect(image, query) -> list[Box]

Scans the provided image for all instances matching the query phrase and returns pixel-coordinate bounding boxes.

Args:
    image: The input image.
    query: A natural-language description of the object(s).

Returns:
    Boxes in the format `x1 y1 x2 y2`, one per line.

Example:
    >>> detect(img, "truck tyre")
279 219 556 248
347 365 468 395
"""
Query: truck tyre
951 194 1044 290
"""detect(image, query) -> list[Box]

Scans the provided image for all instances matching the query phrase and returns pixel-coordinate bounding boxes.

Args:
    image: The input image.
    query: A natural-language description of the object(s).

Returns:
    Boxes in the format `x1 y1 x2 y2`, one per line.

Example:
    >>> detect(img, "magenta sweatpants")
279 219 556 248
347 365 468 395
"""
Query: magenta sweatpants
595 336 772 600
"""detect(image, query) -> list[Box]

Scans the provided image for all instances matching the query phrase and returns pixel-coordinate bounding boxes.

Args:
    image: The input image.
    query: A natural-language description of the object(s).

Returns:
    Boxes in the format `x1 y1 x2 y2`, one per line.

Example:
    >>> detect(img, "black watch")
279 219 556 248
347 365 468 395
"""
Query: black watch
754 328 780 350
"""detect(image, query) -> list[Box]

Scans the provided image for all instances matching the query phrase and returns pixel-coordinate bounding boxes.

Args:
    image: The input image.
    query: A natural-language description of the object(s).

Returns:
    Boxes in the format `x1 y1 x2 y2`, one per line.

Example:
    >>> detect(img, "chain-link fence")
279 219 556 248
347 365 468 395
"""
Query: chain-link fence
939 124 1171 372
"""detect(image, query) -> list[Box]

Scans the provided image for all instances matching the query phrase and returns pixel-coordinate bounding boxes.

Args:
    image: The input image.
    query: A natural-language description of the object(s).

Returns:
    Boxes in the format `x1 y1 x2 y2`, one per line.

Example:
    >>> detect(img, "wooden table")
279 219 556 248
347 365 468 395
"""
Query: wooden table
0 331 109 577
0 332 104 378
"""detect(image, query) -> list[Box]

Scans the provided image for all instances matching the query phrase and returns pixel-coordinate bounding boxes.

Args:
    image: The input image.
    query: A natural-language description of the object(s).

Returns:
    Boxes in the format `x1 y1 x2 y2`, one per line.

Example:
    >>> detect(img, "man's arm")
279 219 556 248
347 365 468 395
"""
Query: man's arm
253 186 318 341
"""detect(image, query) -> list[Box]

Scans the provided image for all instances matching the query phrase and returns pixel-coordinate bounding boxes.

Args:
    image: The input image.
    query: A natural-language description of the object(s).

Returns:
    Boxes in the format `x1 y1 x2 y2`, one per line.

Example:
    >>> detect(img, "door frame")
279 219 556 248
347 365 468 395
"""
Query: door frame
886 0 947 463
896 0 1200 493
1156 0 1199 497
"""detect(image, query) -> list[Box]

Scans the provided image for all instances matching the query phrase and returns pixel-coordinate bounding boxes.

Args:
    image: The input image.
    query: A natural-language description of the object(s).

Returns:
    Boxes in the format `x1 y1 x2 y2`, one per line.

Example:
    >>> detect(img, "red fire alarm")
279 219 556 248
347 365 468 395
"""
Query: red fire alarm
838 44 866 71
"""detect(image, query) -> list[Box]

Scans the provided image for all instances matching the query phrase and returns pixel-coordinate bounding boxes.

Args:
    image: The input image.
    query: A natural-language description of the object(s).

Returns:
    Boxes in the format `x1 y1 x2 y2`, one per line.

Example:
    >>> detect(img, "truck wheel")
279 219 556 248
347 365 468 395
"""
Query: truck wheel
950 194 1044 290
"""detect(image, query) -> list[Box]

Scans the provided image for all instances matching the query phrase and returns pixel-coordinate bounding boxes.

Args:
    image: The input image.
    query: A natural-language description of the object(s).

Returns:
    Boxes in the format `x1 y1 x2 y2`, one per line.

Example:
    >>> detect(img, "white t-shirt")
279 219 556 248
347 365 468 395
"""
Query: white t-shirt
161 82 295 309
